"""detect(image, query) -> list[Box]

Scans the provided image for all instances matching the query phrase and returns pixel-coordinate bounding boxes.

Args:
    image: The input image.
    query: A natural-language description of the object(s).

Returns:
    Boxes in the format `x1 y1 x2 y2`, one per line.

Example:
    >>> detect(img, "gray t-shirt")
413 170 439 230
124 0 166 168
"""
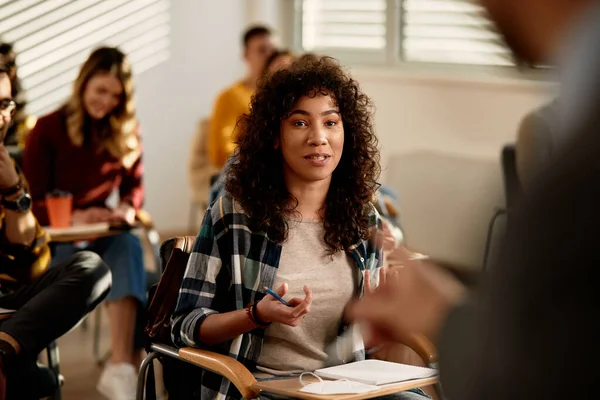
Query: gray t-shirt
257 220 356 376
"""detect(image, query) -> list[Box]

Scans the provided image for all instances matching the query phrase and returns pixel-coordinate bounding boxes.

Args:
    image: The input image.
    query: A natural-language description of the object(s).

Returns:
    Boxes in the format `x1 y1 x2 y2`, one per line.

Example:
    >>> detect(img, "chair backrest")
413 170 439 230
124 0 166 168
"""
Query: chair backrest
145 236 196 344
189 118 217 205
501 144 523 210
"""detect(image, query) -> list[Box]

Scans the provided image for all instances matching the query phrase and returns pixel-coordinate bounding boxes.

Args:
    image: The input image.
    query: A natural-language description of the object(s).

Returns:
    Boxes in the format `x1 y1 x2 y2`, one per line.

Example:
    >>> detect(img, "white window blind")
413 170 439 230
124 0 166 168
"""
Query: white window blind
0 0 171 116
301 0 387 51
401 0 514 66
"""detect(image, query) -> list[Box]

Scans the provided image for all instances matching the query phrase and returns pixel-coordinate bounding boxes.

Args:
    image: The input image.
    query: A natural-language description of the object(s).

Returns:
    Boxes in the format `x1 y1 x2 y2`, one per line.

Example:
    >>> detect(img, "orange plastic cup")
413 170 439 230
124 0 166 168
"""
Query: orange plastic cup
45 193 73 228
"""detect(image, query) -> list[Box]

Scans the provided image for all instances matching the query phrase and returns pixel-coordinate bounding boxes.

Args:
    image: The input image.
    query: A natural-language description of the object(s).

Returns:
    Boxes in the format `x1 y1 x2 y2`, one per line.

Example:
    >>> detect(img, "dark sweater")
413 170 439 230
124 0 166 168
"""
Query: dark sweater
22 107 144 226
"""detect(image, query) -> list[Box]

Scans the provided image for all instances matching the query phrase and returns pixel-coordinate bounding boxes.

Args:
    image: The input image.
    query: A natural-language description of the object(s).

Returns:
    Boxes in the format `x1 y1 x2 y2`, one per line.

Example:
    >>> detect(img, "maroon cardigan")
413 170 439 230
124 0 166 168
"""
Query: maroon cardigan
22 107 144 226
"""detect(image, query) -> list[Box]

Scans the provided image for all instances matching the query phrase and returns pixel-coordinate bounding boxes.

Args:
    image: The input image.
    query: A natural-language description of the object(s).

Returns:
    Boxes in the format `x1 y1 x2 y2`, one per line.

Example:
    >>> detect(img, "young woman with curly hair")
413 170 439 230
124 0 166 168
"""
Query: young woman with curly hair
171 57 429 400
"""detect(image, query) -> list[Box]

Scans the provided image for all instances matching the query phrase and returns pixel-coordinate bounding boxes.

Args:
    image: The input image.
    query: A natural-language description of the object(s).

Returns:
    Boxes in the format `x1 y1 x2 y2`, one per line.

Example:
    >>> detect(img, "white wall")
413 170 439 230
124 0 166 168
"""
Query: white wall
354 69 555 268
355 70 554 169
135 0 245 231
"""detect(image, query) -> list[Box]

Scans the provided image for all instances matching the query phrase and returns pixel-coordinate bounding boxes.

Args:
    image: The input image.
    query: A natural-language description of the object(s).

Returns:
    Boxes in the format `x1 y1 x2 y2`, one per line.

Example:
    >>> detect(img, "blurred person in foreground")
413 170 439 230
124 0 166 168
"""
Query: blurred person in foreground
22 47 145 400
0 43 36 148
207 25 275 170
0 65 110 400
351 0 600 398
515 99 559 192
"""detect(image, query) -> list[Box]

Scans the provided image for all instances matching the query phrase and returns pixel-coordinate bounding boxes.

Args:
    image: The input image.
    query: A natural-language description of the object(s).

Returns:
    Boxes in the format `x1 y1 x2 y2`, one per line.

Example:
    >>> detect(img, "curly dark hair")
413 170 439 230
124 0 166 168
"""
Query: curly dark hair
226 56 380 253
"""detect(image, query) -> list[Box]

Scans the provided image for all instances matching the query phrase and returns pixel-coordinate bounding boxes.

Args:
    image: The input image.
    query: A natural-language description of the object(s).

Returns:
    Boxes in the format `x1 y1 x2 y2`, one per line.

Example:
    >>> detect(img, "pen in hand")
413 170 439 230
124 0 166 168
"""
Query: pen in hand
264 286 292 307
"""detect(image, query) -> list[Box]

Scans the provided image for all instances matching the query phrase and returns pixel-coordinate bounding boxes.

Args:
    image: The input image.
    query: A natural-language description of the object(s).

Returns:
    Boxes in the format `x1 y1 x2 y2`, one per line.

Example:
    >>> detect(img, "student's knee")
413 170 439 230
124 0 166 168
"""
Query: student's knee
64 251 112 289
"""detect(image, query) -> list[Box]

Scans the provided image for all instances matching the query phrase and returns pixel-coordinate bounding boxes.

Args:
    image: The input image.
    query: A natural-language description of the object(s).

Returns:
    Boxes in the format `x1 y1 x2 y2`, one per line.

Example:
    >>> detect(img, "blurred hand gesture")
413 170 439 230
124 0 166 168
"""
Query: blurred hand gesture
381 219 399 251
351 247 466 344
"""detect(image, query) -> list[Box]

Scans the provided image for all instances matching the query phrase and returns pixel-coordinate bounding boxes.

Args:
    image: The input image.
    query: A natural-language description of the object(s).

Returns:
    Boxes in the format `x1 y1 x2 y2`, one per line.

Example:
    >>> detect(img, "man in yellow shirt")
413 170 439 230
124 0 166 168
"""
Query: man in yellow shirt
208 25 275 169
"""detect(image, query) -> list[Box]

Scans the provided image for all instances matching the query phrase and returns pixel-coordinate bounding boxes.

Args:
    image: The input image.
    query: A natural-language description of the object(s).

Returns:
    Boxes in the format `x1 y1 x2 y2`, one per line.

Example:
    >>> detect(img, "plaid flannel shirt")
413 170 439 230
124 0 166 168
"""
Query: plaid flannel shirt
172 194 384 400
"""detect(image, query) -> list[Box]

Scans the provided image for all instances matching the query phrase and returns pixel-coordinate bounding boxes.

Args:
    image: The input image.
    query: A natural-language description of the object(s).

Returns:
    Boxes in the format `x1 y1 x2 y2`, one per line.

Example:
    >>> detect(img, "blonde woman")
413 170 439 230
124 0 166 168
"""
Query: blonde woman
23 47 144 400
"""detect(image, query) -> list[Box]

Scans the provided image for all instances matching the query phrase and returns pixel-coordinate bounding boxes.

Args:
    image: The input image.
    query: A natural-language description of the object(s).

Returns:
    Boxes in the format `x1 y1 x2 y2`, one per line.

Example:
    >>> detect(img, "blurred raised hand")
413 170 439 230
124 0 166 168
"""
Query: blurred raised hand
351 247 466 345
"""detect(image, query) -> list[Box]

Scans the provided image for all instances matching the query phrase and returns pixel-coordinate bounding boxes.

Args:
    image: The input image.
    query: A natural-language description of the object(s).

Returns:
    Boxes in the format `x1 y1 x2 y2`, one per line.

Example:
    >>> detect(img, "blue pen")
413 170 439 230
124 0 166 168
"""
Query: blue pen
264 286 292 307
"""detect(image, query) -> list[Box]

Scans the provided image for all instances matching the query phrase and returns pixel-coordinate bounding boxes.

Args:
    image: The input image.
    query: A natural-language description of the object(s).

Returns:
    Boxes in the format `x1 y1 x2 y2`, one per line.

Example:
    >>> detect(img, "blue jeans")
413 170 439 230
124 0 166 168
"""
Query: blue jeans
51 232 147 304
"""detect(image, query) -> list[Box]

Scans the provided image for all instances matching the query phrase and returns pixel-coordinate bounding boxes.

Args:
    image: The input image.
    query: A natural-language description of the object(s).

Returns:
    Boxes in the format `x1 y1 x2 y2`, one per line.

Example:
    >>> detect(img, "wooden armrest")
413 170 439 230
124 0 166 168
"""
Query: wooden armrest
400 333 438 366
178 347 259 399
0 313 14 322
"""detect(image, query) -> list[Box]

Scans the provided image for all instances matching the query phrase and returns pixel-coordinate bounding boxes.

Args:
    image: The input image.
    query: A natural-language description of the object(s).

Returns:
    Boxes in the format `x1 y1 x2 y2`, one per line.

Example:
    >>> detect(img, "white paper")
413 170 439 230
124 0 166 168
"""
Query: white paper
315 360 438 386
300 380 379 395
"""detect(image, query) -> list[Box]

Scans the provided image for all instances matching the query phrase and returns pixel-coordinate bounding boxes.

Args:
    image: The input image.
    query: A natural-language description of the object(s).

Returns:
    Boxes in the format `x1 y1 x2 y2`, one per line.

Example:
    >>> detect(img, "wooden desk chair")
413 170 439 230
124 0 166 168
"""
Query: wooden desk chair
482 144 523 271
137 237 443 400
187 118 218 234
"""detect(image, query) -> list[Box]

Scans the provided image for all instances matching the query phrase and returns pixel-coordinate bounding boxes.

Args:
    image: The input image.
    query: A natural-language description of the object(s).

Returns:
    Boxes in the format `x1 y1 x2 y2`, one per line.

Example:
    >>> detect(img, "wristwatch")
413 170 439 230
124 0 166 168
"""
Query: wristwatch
2 191 32 212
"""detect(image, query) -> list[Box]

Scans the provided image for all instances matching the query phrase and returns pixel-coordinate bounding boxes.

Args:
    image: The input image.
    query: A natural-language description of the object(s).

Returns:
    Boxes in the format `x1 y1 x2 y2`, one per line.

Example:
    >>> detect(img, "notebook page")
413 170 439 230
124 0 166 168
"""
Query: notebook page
315 359 438 386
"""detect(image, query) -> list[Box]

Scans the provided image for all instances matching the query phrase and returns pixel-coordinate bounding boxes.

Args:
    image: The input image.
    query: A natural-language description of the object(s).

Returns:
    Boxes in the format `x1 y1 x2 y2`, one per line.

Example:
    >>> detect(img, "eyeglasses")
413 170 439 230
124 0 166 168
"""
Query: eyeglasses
0 99 16 116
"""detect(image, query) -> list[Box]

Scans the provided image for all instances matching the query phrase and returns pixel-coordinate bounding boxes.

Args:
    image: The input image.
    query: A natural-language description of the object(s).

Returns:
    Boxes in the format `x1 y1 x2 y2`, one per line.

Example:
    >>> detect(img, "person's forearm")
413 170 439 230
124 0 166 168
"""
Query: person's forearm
198 309 256 346
3 208 37 246
119 183 144 211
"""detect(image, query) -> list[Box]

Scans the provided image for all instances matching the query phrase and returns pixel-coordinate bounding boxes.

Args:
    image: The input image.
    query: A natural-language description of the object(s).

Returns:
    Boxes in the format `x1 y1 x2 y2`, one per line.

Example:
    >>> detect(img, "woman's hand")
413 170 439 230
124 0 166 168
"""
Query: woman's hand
255 283 312 327
361 269 388 350
381 219 398 251
364 268 386 296
72 207 113 225
342 268 388 350
111 203 136 226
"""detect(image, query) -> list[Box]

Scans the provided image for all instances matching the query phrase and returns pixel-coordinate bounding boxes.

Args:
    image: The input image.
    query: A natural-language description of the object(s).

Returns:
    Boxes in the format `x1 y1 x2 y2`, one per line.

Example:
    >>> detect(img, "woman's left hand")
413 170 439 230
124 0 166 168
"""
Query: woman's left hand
364 268 386 297
381 219 398 251
342 269 388 351
361 269 388 350
111 203 136 226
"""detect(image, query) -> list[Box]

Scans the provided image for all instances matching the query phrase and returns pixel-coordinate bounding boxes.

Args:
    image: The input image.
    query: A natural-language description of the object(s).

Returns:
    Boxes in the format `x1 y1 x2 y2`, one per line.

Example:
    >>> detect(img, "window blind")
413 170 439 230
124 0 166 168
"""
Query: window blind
401 0 514 66
301 0 387 51
0 0 171 116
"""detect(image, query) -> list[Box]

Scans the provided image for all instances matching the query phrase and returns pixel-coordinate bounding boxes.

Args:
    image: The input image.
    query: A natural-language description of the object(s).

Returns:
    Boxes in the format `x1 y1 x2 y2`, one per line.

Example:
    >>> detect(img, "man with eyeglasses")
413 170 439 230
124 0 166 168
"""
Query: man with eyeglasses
0 43 35 149
0 66 111 399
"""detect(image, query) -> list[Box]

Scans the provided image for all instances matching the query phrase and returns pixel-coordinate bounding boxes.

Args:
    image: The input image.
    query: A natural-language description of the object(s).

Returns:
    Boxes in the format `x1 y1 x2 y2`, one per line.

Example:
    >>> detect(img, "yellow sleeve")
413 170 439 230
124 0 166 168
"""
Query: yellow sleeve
17 115 38 149
0 165 51 284
208 91 241 169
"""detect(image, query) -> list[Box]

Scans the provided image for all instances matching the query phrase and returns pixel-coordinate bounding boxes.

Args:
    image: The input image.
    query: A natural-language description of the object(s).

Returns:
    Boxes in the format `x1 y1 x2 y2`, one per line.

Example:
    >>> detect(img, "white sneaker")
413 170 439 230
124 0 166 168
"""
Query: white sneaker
97 362 137 400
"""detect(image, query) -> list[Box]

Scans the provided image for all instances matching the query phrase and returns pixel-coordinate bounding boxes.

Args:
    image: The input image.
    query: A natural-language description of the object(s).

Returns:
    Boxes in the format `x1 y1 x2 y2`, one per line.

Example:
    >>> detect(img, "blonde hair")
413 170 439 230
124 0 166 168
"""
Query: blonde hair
66 47 139 168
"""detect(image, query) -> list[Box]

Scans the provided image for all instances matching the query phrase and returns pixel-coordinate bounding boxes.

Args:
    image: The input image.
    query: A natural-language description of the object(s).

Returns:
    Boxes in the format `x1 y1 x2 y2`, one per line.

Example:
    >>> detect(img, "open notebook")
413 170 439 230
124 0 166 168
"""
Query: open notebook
314 360 438 386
